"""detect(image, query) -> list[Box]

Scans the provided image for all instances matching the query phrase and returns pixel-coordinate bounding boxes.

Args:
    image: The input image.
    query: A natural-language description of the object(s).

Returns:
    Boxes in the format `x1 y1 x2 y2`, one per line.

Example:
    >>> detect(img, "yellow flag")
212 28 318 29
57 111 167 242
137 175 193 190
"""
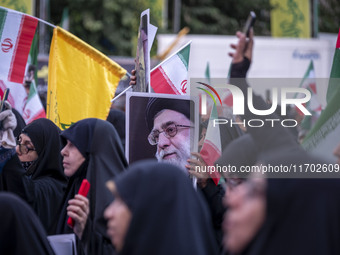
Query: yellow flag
47 27 126 130
270 0 310 38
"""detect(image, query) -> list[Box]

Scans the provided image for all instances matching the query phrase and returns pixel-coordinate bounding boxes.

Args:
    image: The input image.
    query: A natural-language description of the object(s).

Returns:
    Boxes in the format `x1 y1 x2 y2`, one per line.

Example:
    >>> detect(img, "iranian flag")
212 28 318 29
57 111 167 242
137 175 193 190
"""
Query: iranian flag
22 34 46 124
0 7 38 83
297 60 322 131
302 29 340 162
326 28 340 104
200 104 222 185
0 7 44 123
221 89 233 107
151 41 191 95
22 77 46 123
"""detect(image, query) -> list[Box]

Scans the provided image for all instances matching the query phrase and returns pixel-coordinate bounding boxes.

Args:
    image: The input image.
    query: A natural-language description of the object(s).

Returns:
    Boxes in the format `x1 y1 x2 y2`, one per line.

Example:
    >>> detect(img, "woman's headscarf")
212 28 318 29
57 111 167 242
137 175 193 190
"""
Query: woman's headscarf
106 109 126 150
12 107 26 138
22 118 66 181
0 192 55 255
111 160 219 255
219 118 243 151
239 150 340 255
216 133 257 178
1 118 67 234
240 178 340 255
57 118 128 254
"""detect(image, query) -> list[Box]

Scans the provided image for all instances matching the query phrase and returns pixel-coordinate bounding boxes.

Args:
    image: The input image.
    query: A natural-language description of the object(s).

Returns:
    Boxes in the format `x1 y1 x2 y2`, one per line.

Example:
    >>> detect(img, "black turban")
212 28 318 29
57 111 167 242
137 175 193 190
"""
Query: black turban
145 97 194 131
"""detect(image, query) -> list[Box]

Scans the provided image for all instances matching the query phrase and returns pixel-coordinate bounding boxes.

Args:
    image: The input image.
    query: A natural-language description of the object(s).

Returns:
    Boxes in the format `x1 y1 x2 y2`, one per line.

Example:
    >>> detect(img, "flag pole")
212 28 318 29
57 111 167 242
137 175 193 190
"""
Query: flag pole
0 6 56 28
111 85 132 103
38 18 56 28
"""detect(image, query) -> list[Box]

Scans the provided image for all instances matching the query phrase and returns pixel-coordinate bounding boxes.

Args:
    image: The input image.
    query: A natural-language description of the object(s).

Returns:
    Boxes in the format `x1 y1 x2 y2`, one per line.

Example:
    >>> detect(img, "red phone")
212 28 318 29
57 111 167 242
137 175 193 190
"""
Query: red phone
67 179 91 228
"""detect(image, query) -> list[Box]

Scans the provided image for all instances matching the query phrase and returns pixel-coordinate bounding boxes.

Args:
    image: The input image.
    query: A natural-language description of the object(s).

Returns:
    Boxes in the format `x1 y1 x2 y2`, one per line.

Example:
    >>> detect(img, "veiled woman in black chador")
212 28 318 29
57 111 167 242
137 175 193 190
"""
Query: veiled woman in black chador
104 160 219 255
0 118 67 234
0 192 55 255
56 118 127 255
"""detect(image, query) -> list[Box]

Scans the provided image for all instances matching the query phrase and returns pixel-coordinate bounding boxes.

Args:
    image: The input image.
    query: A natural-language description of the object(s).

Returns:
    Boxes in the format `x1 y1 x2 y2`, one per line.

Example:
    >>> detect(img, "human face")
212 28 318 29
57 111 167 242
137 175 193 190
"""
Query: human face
153 110 192 170
104 196 132 252
223 178 266 254
61 140 85 177
16 133 38 162
333 142 340 165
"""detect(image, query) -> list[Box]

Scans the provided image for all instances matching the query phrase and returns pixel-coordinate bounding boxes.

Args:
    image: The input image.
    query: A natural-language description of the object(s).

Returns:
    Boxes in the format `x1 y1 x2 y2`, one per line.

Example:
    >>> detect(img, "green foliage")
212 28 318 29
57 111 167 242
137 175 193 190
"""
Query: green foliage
50 0 161 56
319 0 340 33
49 0 340 57
180 0 271 35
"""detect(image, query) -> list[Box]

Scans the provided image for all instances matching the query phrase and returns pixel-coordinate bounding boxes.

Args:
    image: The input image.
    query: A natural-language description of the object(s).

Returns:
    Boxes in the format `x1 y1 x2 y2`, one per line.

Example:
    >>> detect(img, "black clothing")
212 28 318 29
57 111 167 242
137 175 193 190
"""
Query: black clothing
200 179 226 251
145 97 194 131
228 59 339 255
0 192 55 255
199 121 242 251
220 118 244 151
113 160 219 255
230 58 299 157
12 107 26 138
0 118 67 234
242 178 340 255
229 58 332 176
106 109 126 150
57 118 127 255
216 133 257 177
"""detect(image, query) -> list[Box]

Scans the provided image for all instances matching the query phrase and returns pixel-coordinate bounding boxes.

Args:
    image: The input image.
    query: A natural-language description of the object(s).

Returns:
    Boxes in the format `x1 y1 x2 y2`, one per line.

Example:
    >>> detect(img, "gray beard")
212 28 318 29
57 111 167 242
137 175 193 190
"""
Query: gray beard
155 142 191 173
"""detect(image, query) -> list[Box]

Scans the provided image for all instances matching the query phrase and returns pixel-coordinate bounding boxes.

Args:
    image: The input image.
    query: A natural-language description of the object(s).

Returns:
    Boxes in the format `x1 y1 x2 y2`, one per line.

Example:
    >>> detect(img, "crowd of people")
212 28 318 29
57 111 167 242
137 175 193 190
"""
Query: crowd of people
0 28 340 255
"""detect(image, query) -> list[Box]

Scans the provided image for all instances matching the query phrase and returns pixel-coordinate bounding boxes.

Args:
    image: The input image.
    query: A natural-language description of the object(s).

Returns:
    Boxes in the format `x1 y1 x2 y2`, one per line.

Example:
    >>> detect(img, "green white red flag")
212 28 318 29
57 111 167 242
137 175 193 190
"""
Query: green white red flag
0 7 38 83
297 60 322 131
150 41 191 95
302 29 340 162
0 7 45 123
326 28 340 103
22 35 46 123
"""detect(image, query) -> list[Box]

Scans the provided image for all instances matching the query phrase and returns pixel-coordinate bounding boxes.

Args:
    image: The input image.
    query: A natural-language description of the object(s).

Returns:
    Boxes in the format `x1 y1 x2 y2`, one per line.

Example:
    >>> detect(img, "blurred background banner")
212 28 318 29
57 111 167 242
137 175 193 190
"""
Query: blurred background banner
270 0 311 38
0 0 34 15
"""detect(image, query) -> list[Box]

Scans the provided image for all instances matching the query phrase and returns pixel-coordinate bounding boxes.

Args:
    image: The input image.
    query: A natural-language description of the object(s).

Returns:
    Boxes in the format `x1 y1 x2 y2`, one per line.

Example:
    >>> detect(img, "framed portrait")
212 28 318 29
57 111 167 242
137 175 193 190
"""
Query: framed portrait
126 92 199 164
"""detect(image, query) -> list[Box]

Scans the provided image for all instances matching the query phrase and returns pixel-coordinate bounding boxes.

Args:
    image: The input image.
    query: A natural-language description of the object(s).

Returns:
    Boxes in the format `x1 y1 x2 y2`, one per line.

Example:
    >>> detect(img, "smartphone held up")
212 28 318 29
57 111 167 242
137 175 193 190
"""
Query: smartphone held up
243 11 256 37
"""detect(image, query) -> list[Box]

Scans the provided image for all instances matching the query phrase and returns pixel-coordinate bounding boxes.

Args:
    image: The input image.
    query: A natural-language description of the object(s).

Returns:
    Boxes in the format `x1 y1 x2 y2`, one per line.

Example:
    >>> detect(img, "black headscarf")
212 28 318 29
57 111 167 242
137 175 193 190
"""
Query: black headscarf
234 145 340 255
57 118 128 255
240 177 340 255
0 192 55 255
106 109 126 150
227 43 340 255
111 160 219 255
0 118 67 234
219 119 243 151
145 97 195 131
216 134 258 178
22 118 67 181
12 107 26 138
